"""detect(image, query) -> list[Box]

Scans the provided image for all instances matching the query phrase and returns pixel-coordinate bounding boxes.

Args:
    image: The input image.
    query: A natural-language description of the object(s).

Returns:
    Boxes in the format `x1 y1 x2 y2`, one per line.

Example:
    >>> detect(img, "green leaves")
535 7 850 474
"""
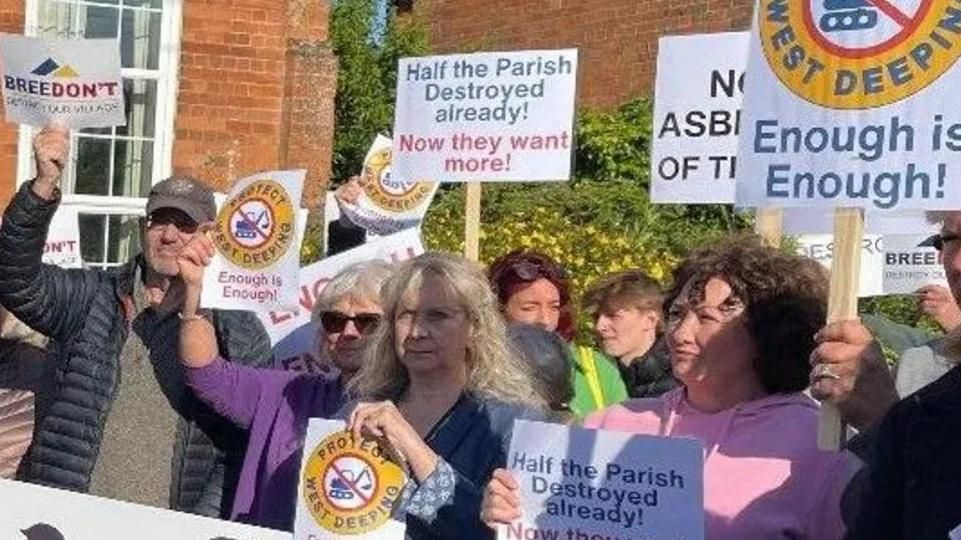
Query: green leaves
330 0 430 182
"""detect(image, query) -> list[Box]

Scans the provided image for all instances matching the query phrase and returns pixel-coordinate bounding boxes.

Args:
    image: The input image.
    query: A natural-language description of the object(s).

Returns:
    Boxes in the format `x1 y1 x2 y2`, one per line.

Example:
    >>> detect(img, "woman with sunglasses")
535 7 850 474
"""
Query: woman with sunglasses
174 257 392 531
488 250 628 417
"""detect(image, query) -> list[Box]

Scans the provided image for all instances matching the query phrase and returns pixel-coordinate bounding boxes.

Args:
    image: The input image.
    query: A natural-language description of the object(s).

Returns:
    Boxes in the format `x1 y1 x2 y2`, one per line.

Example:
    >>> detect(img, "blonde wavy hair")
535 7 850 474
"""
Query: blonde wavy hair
346 252 546 408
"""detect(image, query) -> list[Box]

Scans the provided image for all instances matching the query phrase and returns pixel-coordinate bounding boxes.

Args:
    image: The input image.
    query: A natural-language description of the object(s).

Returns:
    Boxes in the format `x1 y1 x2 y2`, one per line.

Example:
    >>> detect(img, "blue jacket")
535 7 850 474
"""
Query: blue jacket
341 393 544 540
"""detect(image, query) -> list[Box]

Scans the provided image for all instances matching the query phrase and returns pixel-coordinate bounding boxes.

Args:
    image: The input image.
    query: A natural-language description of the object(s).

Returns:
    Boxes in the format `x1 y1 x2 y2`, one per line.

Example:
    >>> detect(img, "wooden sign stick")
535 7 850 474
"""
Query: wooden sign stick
755 208 784 249
464 182 482 262
818 206 864 451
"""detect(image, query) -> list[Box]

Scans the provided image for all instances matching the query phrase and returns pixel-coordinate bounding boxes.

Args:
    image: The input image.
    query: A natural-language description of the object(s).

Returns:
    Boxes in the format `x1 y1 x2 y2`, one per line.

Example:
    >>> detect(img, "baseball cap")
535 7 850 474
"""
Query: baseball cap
145 176 217 224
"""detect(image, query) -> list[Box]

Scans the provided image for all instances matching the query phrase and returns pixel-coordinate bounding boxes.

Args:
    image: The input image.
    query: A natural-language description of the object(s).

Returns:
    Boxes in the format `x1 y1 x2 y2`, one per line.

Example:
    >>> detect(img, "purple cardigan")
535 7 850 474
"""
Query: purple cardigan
186 357 345 531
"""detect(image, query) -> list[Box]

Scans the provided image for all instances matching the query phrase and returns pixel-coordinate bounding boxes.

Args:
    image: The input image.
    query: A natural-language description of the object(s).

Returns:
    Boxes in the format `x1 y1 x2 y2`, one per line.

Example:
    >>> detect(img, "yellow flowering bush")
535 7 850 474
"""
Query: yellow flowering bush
421 178 742 339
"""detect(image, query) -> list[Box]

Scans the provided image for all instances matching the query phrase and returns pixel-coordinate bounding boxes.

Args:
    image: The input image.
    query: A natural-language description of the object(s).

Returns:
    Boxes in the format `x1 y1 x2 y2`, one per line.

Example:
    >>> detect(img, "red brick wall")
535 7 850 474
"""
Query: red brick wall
173 0 337 207
0 0 337 210
0 0 25 210
416 0 753 109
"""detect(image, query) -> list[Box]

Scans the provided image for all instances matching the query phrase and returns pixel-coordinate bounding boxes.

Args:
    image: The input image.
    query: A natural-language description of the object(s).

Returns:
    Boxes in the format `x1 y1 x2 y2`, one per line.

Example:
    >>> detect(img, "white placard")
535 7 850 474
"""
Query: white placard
0 478 289 540
260 228 424 370
736 0 961 211
43 206 82 268
651 32 747 203
0 206 82 268
502 420 704 540
0 34 124 128
795 234 884 297
338 135 439 235
393 49 578 183
202 170 305 311
295 419 406 539
882 234 947 294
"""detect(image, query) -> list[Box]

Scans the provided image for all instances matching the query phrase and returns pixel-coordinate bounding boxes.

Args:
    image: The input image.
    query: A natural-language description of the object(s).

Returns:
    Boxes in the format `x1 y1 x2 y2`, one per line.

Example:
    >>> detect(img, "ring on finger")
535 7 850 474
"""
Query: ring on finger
812 364 841 381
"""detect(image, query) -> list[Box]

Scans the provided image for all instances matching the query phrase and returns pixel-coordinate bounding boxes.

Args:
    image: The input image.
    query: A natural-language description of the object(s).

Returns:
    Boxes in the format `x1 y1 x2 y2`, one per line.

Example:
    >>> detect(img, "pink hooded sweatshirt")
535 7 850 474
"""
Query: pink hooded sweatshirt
583 388 858 540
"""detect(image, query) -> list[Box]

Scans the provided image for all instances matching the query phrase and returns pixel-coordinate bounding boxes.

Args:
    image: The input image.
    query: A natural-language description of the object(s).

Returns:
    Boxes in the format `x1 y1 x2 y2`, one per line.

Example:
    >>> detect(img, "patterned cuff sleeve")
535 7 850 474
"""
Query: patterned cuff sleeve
398 459 457 523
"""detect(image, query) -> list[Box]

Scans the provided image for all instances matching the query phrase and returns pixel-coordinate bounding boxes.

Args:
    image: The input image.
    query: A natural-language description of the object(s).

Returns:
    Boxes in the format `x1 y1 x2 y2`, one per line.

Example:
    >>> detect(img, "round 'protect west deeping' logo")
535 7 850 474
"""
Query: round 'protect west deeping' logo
759 0 961 109
213 179 295 270
301 430 405 535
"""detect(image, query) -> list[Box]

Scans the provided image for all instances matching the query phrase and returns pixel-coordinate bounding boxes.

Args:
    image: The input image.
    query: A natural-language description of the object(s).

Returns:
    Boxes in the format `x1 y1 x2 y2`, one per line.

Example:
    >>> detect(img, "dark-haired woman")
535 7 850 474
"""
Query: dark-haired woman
482 238 859 539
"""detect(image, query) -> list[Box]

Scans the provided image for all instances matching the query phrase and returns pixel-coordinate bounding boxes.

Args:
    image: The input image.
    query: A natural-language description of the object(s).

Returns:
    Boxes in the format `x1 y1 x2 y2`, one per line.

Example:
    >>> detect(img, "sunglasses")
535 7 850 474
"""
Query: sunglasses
319 311 382 334
495 260 568 284
146 210 199 234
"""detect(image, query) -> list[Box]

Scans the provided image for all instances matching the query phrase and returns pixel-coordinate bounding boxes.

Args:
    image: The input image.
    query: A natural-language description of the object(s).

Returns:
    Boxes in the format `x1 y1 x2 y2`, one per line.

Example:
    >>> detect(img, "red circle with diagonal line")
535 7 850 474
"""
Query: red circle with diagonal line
320 453 378 512
803 0 932 58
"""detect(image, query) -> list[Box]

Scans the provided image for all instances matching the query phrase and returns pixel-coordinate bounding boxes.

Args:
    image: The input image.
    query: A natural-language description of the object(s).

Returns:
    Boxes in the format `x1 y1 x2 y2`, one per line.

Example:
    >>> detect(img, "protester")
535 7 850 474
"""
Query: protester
488 250 627 416
482 237 857 539
583 270 677 398
0 307 52 478
506 323 574 419
0 125 272 515
177 259 391 530
179 243 546 537
815 212 961 540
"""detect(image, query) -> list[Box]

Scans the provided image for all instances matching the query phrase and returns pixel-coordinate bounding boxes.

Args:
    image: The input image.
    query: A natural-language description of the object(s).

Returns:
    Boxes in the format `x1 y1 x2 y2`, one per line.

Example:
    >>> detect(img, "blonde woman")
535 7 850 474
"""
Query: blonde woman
341 252 547 540
177 240 546 538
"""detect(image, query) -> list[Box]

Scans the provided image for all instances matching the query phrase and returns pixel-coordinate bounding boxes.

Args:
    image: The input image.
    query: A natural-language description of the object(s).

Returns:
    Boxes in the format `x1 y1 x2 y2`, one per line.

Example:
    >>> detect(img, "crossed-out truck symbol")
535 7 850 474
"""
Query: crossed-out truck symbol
235 210 269 239
820 0 879 32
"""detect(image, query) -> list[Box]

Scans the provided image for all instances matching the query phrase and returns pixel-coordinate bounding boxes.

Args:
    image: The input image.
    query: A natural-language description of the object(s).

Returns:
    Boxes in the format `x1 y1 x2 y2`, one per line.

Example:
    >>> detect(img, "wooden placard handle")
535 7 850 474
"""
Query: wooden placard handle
464 182 482 262
755 208 783 248
818 206 864 451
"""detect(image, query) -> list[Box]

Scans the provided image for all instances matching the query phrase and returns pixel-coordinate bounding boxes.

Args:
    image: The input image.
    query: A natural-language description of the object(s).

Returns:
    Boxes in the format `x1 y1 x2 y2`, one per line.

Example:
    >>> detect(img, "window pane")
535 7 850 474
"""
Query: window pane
117 79 157 138
123 0 162 9
84 6 119 39
121 7 161 69
112 138 154 198
79 214 105 264
36 0 82 38
74 137 111 196
107 214 141 263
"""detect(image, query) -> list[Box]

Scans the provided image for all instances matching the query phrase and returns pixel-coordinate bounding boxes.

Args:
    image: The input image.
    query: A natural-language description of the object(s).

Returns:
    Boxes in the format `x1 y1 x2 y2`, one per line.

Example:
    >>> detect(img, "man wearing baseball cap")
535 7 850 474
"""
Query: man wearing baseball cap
0 125 272 517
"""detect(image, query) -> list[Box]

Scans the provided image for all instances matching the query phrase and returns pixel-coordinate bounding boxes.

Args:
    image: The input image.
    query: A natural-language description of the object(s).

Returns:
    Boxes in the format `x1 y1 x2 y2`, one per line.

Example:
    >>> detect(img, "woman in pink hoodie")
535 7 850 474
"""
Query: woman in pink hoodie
481 237 860 539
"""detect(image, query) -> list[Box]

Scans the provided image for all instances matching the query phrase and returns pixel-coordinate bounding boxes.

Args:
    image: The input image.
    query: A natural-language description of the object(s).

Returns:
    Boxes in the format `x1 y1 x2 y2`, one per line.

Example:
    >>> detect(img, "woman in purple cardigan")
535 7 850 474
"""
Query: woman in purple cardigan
176 237 546 537
180 258 392 529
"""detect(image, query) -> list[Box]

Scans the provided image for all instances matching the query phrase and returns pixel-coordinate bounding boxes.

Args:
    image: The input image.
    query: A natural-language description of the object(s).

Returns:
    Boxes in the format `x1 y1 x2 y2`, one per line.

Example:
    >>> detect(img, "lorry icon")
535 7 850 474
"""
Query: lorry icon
819 0 878 32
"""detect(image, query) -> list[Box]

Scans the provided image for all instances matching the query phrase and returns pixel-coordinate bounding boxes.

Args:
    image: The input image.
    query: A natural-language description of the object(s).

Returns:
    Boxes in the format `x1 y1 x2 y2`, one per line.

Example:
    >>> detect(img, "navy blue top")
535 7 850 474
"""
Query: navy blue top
339 393 546 540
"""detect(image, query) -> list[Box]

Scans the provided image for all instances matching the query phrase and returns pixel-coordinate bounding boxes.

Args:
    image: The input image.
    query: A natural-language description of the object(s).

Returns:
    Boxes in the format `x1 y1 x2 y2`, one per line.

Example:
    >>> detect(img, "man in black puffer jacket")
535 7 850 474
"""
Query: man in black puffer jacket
0 125 273 518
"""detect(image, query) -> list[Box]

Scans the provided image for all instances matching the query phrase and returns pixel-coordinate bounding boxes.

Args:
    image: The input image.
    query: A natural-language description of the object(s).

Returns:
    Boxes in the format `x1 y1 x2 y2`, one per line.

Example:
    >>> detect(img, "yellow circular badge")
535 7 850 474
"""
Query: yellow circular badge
362 147 435 212
301 431 405 535
759 0 961 109
213 179 295 270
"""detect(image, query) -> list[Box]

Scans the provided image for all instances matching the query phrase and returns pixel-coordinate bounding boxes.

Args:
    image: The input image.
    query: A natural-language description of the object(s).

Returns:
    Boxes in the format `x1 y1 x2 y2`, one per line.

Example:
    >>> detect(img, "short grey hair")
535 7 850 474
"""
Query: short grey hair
312 260 394 320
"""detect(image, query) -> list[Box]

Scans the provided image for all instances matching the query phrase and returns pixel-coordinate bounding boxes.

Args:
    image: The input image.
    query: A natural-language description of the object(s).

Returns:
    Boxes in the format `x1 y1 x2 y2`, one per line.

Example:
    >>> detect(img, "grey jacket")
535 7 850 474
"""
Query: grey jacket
0 182 273 517
894 338 955 397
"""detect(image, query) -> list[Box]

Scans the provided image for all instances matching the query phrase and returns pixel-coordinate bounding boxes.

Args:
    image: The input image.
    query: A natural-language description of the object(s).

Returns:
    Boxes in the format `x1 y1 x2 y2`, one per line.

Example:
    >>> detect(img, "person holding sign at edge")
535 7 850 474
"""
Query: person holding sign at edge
482 237 859 539
0 124 273 516
178 239 548 538
812 212 961 540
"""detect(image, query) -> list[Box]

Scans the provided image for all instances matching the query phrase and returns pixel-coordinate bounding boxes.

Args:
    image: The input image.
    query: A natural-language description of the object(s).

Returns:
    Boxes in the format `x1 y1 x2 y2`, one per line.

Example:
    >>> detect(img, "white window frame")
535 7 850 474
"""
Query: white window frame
15 0 183 218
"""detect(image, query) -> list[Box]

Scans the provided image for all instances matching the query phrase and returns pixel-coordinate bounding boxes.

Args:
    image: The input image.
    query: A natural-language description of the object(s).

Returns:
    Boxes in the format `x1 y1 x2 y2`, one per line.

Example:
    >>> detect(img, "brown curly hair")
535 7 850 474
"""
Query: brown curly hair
665 236 828 394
